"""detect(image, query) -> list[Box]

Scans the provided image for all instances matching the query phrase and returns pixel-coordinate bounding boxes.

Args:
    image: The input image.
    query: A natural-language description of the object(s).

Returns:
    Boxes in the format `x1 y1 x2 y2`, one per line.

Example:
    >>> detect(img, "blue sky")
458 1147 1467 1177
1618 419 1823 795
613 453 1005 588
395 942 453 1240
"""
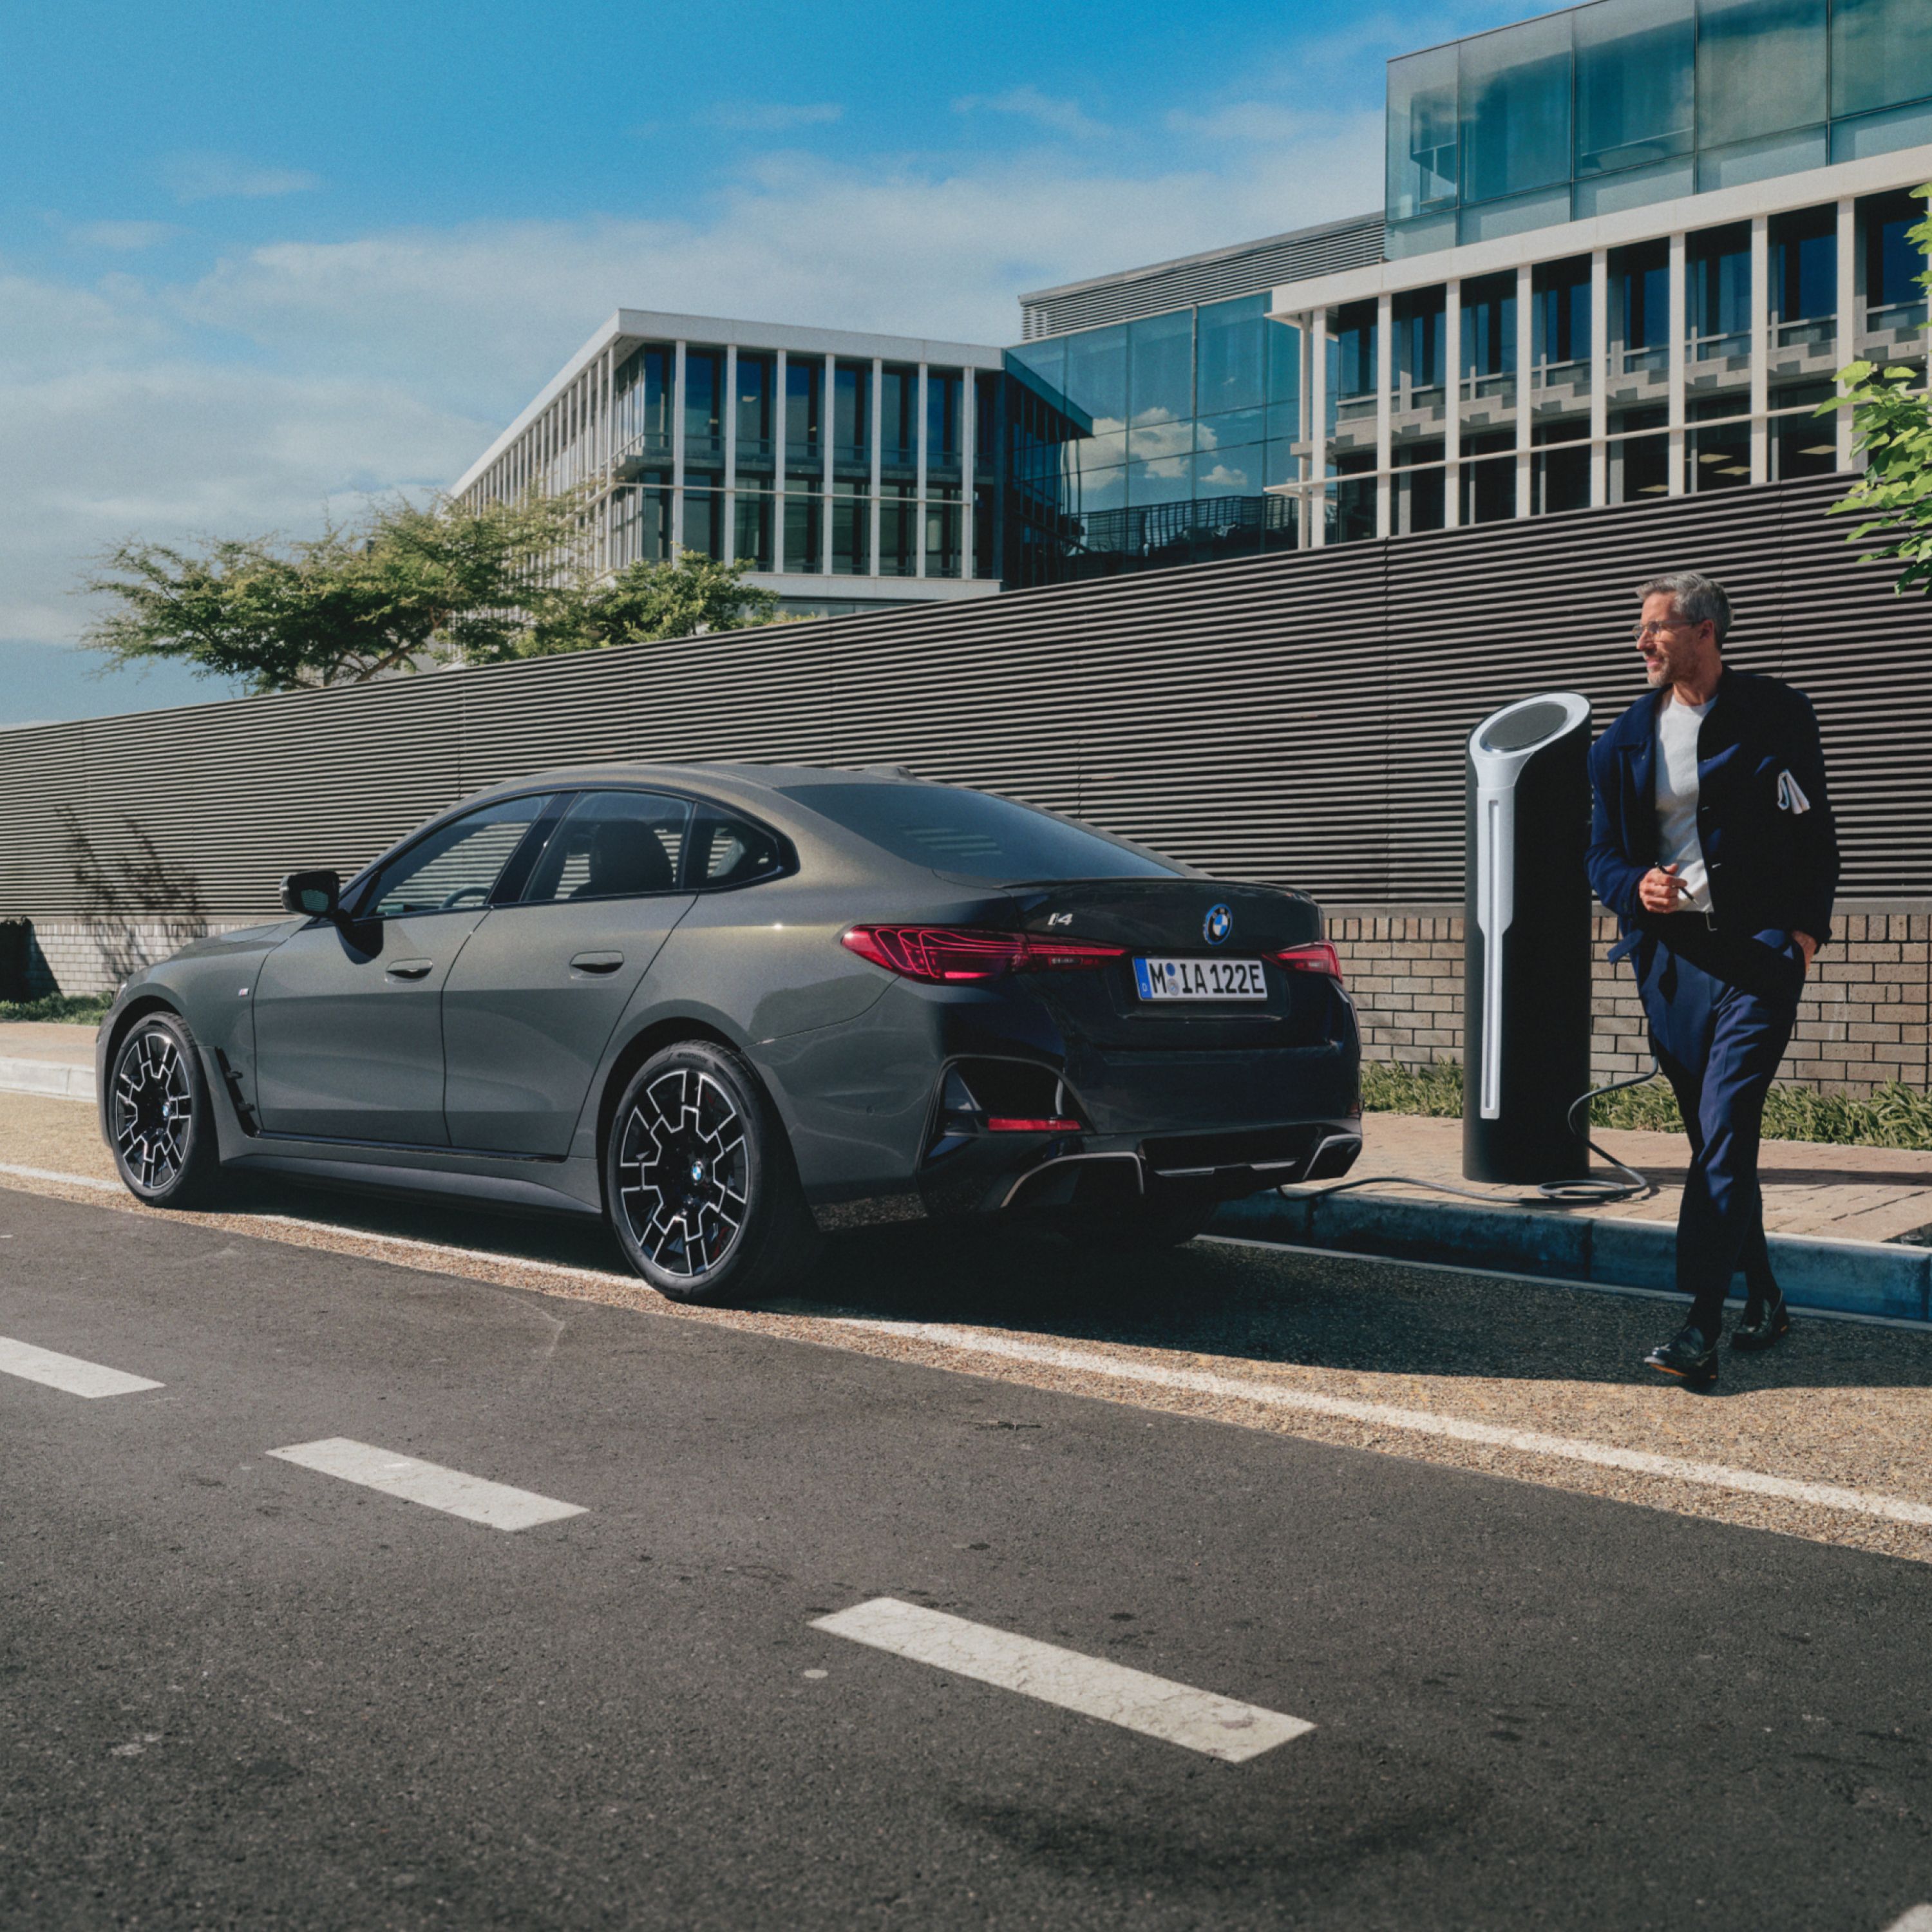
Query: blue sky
1 0 1522 728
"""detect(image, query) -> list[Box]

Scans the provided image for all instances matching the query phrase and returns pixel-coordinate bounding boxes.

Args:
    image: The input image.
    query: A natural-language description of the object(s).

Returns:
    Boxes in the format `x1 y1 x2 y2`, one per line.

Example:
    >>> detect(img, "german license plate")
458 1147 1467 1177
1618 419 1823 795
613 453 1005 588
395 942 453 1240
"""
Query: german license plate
1133 956 1267 1001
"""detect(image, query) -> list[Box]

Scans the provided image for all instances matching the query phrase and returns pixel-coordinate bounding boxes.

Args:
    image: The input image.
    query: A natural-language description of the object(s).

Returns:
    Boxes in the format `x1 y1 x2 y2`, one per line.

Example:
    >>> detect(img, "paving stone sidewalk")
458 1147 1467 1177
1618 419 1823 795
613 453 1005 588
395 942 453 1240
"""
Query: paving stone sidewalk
1356 1108 1932 1247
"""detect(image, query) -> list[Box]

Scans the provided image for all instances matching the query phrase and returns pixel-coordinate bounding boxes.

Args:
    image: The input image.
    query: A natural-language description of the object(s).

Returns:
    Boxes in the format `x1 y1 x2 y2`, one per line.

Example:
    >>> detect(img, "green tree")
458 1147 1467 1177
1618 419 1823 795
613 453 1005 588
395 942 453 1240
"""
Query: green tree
1825 184 1932 596
507 550 784 662
82 494 791 694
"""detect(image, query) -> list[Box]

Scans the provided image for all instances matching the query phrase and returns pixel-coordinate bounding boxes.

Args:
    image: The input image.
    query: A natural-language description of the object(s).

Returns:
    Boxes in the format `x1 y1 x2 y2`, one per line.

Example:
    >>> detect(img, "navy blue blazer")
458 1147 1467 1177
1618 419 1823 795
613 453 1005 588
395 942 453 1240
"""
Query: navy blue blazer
1586 665 1839 949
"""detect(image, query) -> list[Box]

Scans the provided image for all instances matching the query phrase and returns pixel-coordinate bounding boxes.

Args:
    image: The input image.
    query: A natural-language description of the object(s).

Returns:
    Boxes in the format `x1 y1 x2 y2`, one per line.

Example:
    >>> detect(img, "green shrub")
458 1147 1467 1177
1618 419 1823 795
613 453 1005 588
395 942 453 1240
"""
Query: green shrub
1362 1057 1932 1150
0 993 115 1025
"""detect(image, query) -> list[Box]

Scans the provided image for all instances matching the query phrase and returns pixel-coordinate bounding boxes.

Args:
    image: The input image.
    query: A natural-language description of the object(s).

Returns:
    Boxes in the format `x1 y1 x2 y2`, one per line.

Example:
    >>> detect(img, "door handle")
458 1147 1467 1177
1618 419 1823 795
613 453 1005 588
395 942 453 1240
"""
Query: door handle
570 952 625 974
385 960 434 980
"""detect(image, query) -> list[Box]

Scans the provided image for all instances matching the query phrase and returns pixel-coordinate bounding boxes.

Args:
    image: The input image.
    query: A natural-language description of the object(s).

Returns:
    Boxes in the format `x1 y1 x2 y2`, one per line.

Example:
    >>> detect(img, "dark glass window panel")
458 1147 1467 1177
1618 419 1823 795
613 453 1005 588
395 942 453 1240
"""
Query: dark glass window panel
877 484 917 576
1611 240 1671 358
366 795 551 920
1394 287 1447 391
1534 444 1593 513
1195 440 1262 496
974 373 1001 477
779 782 1180 882
1128 309 1194 431
833 363 870 467
1697 0 1827 149
1127 455 1194 506
1063 325 1128 431
1461 274 1518 381
1689 223 1752 354
1394 438 1446 466
616 345 674 459
734 354 775 469
1460 455 1517 524
1532 419 1589 443
1387 45 1458 218
1332 301 1378 401
1196 296 1268 416
974 484 998 579
925 489 962 578
685 806 788 889
1330 477 1378 545
829 488 870 576
1689 390 1750 421
1864 190 1932 312
1266 317 1300 413
1609 403 1669 434
1533 258 1593 367
683 349 724 461
1463 428 1515 459
683 488 726 561
733 490 772 571
1772 205 1838 321
614 483 672 565
1575 0 1693 175
785 359 825 472
1608 432 1669 500
1832 0 1932 118
926 370 963 473
1772 412 1843 477
1397 465 1446 533
1689 421 1753 491
522 791 689 905
782 491 823 574
880 366 918 468
1460 12 1571 204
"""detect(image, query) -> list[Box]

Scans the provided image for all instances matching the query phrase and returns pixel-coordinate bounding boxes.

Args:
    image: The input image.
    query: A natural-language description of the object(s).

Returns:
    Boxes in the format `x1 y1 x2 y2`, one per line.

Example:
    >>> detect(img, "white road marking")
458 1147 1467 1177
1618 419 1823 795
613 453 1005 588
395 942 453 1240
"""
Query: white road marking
812 1596 1313 1763
828 1318 1932 1532
266 1438 586 1531
0 1163 118 1191
1884 1909 1932 1932
0 1334 162 1399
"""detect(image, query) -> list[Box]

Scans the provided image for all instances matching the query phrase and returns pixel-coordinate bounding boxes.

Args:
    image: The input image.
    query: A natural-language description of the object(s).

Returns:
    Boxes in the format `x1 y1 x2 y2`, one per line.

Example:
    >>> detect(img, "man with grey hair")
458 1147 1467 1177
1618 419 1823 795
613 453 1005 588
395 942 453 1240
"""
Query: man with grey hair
1586 571 1838 1387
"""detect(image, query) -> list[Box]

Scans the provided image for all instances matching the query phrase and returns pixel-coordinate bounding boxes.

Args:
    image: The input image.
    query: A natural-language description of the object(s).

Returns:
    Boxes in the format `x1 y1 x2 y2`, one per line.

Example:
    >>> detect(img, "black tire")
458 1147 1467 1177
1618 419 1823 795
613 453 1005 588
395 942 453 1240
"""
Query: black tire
107 1010 224 1209
604 1040 820 1305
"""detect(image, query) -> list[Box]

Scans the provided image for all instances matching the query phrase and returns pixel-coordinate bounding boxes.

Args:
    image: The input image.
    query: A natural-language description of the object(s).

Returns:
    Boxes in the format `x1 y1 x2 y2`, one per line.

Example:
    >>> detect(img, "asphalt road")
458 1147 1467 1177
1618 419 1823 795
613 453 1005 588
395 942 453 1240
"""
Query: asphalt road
5 1188 1932 1932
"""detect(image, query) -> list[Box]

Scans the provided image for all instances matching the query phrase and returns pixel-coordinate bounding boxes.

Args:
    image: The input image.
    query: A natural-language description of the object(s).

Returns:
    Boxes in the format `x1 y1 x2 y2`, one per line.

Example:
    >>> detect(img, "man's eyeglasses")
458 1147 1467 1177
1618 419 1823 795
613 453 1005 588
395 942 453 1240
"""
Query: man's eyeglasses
1631 619 1692 641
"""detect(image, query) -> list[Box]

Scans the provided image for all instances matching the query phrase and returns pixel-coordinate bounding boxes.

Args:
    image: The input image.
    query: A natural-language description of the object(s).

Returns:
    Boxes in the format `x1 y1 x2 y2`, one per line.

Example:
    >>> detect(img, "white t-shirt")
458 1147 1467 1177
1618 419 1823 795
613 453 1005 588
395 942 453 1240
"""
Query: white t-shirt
1654 694 1713 912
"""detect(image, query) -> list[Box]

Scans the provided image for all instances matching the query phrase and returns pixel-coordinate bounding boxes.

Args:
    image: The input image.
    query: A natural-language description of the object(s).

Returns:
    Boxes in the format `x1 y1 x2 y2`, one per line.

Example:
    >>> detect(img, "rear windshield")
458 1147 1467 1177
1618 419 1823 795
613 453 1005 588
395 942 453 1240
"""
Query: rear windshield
779 782 1182 881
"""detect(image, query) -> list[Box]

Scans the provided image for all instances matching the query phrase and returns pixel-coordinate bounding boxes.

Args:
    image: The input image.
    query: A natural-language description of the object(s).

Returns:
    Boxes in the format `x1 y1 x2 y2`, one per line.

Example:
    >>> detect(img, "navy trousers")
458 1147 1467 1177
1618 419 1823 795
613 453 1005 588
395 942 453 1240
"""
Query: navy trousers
1634 917 1805 1340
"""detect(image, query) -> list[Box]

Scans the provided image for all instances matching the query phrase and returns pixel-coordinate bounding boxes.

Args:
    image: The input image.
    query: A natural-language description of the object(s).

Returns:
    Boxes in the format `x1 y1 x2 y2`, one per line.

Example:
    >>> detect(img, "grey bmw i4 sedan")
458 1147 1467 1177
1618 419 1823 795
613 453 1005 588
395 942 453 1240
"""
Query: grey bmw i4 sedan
97 764 1362 1300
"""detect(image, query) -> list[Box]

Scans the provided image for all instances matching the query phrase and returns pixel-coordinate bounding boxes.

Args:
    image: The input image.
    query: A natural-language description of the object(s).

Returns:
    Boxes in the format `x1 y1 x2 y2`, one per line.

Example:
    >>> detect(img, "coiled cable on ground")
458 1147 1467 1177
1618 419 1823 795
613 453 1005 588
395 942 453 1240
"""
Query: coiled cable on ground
1279 1056 1663 1211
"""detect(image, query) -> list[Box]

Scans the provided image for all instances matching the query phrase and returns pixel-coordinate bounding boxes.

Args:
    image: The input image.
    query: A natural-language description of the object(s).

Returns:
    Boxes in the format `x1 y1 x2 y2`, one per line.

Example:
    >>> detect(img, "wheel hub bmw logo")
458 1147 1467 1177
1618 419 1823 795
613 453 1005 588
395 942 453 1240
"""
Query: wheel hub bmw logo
1204 904 1233 946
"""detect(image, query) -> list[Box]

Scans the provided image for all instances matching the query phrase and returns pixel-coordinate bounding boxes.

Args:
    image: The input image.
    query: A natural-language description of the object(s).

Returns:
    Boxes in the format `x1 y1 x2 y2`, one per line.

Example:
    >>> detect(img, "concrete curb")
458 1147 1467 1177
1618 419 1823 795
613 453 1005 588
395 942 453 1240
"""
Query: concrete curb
0 1059 96 1104
1210 1187 1932 1323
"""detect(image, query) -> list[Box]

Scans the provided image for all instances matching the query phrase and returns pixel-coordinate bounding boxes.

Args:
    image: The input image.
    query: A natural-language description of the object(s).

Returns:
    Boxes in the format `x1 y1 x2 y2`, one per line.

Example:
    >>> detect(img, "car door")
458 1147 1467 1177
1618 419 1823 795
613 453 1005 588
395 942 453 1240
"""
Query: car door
252 793 552 1144
440 790 698 1155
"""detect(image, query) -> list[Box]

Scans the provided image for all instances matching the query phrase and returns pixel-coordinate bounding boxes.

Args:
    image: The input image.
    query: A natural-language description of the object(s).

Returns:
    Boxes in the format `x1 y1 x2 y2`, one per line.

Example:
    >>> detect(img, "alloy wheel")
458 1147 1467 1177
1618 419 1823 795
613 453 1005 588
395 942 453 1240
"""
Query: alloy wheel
615 1067 750 1278
115 1029 193 1193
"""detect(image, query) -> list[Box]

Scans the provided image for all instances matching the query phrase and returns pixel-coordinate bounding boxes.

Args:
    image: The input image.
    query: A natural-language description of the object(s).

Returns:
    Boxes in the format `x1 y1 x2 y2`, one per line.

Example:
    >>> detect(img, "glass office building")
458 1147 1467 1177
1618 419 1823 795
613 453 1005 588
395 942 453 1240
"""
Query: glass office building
460 0 1929 595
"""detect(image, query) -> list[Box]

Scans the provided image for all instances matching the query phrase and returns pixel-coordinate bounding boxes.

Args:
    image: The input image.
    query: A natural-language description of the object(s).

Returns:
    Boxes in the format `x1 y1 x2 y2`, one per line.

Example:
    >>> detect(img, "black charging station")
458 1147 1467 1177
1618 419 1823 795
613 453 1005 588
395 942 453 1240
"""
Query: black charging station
1463 692 1594 1184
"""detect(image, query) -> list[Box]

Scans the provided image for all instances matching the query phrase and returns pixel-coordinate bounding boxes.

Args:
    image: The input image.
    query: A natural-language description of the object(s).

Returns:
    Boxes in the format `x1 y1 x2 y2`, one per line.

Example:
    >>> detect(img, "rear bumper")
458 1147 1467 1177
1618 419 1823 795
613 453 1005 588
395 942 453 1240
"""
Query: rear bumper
756 974 1361 1231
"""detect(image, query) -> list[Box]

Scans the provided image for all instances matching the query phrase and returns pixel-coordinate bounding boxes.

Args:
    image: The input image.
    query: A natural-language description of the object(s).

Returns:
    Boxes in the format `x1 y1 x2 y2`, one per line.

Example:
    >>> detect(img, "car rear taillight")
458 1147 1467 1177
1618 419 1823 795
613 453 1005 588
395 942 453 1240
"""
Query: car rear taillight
1270 942 1343 984
842 925 1126 983
985 1116 1084 1133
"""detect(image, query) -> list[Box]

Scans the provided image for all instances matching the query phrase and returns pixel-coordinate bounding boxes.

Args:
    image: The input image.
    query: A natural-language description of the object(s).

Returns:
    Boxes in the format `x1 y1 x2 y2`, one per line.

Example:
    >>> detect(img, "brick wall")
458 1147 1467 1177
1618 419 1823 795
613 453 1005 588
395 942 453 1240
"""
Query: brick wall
1326 902 1932 1097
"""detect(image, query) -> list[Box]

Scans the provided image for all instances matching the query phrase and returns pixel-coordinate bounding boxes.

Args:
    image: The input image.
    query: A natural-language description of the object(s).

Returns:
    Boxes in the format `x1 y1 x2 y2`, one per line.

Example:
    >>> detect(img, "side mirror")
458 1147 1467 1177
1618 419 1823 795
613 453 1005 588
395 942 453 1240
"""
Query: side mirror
279 869 343 921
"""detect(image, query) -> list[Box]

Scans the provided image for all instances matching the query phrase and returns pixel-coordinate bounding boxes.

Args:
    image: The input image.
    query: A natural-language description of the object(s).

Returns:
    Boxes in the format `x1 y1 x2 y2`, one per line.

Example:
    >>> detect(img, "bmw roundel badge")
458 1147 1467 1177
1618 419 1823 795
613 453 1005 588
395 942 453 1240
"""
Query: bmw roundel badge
1204 904 1233 946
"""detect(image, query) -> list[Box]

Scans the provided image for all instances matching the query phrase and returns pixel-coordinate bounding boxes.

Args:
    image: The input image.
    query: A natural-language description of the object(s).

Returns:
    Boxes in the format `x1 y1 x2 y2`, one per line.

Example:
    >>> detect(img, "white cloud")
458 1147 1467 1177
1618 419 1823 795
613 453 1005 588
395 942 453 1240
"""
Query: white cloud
164 152 322 204
1167 102 1325 145
68 220 183 251
700 101 843 133
953 86 1109 140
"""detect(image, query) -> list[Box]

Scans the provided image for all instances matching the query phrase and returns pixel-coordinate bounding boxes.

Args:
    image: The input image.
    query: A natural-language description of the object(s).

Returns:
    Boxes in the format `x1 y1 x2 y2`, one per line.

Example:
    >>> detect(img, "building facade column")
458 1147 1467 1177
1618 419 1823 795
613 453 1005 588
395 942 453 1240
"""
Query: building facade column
1443 279 1462 529
772 347 787 574
822 354 836 573
1375 291 1393 540
1836 196 1858 470
870 357 884 577
671 339 687 553
961 365 978 575
1308 310 1329 547
1589 249 1609 505
915 364 930 576
1667 232 1686 496
723 343 739 563
1515 261 1533 516
1749 216 1770 484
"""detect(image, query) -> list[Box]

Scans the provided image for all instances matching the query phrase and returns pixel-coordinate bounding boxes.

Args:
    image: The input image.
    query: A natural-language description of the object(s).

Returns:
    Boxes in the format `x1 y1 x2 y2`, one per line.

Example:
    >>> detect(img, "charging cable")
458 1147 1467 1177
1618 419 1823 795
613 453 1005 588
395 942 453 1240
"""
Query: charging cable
1280 1056 1662 1211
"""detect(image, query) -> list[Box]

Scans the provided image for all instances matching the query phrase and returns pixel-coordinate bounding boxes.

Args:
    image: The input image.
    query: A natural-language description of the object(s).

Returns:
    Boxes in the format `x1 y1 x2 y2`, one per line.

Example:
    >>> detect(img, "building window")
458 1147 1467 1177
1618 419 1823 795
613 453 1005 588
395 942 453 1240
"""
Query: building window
1772 408 1841 477
1128 308 1194 438
1612 239 1671 374
786 359 822 474
1387 44 1459 221
1533 430 1592 514
684 350 724 467
974 373 1001 484
833 361 870 471
878 482 916 576
974 483 998 579
1832 0 1932 120
925 487 962 578
1609 431 1669 501
683 486 725 561
1863 188 1932 339
783 487 822 574
1533 256 1593 395
1459 10 1572 205
1197 295 1269 416
926 369 963 478
733 489 773 571
615 346 673 462
736 354 775 470
1688 419 1752 491
1688 223 1752 365
880 366 918 471
831 483 869 576
1575 0 1695 177
1697 0 1828 154
1772 204 1839 349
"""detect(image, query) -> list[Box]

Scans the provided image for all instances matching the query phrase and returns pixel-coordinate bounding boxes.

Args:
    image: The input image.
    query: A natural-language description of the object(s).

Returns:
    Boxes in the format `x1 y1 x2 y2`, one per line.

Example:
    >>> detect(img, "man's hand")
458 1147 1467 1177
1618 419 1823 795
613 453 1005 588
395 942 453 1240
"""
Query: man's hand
1638 863 1687 914
1794 931 1817 974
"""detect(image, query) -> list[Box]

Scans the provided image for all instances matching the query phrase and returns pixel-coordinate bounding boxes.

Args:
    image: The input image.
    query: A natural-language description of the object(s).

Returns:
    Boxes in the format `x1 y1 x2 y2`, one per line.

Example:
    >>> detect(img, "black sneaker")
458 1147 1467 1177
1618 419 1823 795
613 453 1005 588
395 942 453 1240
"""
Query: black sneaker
1645 1324 1719 1387
1732 1292 1792 1353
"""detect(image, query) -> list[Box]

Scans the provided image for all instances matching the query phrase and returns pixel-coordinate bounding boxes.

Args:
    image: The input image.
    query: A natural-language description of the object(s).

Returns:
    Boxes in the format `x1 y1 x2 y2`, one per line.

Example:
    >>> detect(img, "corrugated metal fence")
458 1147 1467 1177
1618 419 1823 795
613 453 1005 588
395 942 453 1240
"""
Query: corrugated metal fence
2 473 1924 923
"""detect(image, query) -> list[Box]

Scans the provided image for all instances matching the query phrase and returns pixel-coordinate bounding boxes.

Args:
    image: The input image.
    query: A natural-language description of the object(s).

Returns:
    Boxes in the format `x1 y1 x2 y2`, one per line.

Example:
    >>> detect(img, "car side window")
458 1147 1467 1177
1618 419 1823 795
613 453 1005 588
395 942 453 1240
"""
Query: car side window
519 790 691 904
361 795 552 920
685 806 788 889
